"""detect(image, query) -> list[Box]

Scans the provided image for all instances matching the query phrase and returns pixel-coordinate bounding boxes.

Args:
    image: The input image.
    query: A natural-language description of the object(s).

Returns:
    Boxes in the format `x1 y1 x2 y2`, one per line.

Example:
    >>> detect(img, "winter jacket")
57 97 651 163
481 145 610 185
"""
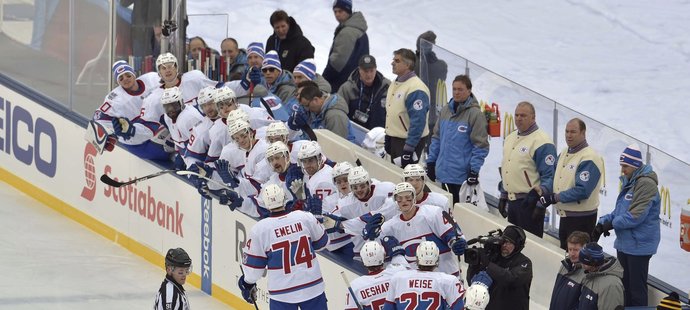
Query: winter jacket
337 69 390 129
227 49 249 81
599 164 661 255
308 94 354 141
266 17 315 72
427 94 489 184
285 74 332 113
415 51 447 132
499 124 556 199
264 70 296 105
385 73 430 149
553 143 604 216
467 251 532 310
323 11 369 92
577 257 624 310
550 257 586 310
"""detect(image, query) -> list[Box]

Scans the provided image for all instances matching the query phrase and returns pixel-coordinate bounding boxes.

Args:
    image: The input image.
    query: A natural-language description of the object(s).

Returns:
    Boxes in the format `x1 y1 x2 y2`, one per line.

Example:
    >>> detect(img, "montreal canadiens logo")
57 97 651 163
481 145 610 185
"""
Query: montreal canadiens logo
457 125 468 132
545 154 555 165
624 193 633 200
579 171 590 182
412 99 424 111
519 146 529 153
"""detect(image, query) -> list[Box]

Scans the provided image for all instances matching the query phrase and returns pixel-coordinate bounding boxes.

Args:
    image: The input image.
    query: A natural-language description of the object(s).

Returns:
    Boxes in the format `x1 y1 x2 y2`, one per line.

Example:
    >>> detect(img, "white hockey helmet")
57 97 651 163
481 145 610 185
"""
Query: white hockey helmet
261 184 285 210
265 141 289 159
415 241 440 267
160 86 183 106
360 241 385 267
393 182 416 202
197 86 216 106
465 283 491 310
297 141 322 162
227 109 250 125
331 161 354 181
228 119 252 137
266 122 289 140
402 164 426 180
362 127 386 158
347 166 370 186
214 86 237 105
156 52 178 69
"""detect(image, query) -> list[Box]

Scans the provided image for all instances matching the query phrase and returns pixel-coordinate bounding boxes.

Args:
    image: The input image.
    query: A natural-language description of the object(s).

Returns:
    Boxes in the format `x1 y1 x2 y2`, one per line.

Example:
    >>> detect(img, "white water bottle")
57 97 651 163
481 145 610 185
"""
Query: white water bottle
544 207 551 232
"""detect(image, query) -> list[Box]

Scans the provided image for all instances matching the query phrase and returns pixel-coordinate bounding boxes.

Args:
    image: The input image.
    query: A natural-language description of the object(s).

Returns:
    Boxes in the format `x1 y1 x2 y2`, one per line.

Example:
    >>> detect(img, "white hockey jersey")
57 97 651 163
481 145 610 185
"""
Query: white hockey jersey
335 181 395 254
322 191 353 251
305 165 338 201
384 269 465 310
185 117 215 167
205 118 230 163
417 191 450 211
345 256 410 310
380 205 460 276
163 105 204 152
242 210 328 303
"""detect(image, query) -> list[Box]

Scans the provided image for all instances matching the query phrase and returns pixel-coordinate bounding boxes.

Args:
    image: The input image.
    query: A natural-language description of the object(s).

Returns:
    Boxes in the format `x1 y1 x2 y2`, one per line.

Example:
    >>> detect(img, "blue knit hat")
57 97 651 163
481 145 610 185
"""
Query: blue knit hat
262 50 282 72
579 242 605 266
294 59 317 80
333 0 353 14
620 144 643 168
247 42 265 59
112 60 135 81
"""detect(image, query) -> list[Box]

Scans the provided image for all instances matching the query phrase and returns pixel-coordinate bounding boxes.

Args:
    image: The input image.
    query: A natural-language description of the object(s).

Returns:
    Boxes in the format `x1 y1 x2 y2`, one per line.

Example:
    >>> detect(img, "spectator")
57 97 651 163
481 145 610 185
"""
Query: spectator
426 75 489 204
220 37 248 81
322 0 369 91
236 42 267 104
549 231 590 310
266 10 315 72
246 42 265 69
338 55 390 129
498 101 556 237
187 36 219 62
154 248 192 310
260 50 296 103
538 118 604 250
577 242 625 310
414 30 448 136
593 144 661 306
467 225 533 310
291 81 353 140
293 58 332 94
384 48 430 168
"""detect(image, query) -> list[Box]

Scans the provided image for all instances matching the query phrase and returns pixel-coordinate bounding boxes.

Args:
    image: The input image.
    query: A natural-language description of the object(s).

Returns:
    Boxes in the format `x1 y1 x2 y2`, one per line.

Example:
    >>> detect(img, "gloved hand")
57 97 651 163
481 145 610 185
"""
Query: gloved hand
321 213 346 233
289 179 306 200
188 163 208 188
237 275 257 304
531 202 546 220
215 159 239 188
173 154 186 171
539 193 557 208
497 198 508 218
196 181 212 200
226 190 244 211
521 188 540 210
111 117 136 140
400 148 415 168
470 270 493 288
288 109 309 131
306 195 323 215
382 236 405 258
592 221 613 242
466 170 479 186
249 67 262 85
451 238 467 256
426 162 436 182
362 213 385 240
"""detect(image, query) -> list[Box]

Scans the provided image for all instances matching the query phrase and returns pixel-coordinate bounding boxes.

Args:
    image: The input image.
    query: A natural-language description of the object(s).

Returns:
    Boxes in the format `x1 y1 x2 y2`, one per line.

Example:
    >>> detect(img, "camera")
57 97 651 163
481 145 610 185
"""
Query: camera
464 229 503 266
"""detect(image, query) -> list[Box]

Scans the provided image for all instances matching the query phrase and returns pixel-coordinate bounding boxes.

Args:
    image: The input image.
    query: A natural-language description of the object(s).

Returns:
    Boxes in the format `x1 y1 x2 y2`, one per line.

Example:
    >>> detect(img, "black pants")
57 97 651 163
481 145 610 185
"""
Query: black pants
385 135 427 166
558 213 597 250
442 183 462 204
617 251 652 306
507 198 544 238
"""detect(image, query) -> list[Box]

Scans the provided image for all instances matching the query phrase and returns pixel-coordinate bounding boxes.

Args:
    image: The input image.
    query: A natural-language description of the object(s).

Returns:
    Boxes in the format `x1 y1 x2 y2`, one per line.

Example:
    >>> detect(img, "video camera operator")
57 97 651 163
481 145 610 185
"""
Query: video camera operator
466 225 533 310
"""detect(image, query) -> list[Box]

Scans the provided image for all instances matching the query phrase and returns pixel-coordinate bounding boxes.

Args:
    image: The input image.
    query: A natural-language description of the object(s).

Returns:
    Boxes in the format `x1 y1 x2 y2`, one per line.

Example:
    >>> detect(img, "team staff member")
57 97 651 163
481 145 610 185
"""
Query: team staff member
498 101 556 237
538 118 604 249
384 48 430 168
549 231 590 309
154 248 192 310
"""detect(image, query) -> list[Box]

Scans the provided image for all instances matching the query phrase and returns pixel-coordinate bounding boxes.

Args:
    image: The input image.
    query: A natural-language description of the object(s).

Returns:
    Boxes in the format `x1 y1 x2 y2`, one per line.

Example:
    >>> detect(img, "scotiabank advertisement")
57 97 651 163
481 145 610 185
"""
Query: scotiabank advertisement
0 84 359 309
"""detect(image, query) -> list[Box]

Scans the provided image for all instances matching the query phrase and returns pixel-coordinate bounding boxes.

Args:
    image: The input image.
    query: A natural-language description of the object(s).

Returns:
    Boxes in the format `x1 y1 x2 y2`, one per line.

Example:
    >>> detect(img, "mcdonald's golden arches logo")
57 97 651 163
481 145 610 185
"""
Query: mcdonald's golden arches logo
660 186 671 220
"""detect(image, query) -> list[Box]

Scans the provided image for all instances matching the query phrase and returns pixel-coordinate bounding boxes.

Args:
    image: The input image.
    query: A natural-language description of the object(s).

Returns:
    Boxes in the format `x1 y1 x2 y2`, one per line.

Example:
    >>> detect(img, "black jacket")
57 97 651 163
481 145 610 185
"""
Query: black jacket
337 69 390 129
468 252 533 310
266 17 315 72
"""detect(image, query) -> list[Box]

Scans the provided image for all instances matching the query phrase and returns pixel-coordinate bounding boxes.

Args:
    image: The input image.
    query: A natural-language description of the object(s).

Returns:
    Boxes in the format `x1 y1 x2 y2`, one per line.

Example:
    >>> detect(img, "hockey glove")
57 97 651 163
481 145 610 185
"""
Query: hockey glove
237 275 257 304
322 213 346 233
497 198 508 218
426 162 437 182
173 154 186 171
592 221 613 242
362 213 385 240
111 117 136 140
306 195 323 215
539 193 557 208
196 181 212 200
249 67 262 85
188 163 208 187
287 109 309 131
382 236 405 258
215 159 239 188
521 188 540 210
289 179 306 201
400 146 415 168
470 270 493 288
451 238 467 256
466 170 479 186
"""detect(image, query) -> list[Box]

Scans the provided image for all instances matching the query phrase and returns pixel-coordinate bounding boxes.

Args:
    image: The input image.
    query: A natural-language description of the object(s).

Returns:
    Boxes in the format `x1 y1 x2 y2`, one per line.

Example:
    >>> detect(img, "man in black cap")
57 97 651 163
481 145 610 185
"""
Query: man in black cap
577 242 624 310
338 54 390 129
467 225 533 310
154 248 192 310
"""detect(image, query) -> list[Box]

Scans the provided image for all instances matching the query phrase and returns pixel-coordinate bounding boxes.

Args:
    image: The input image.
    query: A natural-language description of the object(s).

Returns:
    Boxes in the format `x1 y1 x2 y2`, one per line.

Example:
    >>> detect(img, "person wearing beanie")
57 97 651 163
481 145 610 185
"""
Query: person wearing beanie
595 143 661 306
549 231 590 310
466 225 533 310
337 54 390 129
323 0 369 91
577 242 625 309
257 50 296 104
658 292 683 310
414 30 447 137
265 10 315 72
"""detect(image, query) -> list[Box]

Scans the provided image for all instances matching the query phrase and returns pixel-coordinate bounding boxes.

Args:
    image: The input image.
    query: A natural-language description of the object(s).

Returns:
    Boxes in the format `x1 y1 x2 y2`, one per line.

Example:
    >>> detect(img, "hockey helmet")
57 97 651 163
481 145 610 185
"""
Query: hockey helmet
214 86 237 105
402 164 426 180
416 241 439 267
393 182 416 203
347 166 370 186
265 141 290 159
227 119 252 138
266 122 289 140
261 184 285 210
156 52 178 70
160 86 183 106
165 247 192 267
360 241 385 267
465 283 491 310
332 161 354 181
197 86 216 106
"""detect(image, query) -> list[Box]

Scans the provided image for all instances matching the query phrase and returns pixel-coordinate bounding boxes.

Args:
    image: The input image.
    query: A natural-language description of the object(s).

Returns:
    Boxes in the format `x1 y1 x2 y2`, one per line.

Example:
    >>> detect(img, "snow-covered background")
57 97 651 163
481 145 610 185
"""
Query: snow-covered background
186 0 690 292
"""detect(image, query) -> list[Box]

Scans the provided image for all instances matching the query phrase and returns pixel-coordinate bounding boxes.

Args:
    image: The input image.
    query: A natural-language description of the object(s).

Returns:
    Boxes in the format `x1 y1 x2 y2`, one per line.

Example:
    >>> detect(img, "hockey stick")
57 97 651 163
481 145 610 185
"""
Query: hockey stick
99 169 176 187
441 210 464 263
239 265 260 310
259 97 275 119
302 125 318 141
175 170 238 194
340 271 363 310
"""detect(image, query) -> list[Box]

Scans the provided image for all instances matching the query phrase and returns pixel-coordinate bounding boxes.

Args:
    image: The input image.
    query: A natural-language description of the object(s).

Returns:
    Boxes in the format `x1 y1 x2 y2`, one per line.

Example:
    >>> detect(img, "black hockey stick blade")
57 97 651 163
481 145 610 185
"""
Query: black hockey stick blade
302 125 318 141
99 169 176 187
259 97 275 119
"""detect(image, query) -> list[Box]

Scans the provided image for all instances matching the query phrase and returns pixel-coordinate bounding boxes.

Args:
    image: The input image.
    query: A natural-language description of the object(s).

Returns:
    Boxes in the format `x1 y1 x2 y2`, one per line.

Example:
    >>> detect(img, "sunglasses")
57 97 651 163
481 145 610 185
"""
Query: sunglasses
262 67 278 73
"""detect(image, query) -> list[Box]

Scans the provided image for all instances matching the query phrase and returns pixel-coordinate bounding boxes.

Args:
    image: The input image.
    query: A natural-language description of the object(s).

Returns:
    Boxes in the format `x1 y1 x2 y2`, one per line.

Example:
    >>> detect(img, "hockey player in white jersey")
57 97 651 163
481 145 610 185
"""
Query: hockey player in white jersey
364 182 466 276
383 241 465 310
318 161 355 254
159 87 204 166
345 239 410 310
90 61 170 161
290 141 338 219
184 86 217 167
403 164 450 210
204 87 235 164
239 184 329 309
265 121 307 164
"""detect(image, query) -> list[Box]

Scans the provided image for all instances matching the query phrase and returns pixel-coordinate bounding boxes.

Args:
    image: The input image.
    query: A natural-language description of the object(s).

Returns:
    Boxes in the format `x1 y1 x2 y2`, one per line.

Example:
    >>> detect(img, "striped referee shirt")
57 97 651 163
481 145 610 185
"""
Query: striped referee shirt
154 275 190 310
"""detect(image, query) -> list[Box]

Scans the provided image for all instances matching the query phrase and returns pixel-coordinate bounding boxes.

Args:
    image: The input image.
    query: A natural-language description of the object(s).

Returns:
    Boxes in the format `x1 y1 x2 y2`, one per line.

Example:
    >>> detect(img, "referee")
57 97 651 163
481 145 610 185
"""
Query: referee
154 248 192 310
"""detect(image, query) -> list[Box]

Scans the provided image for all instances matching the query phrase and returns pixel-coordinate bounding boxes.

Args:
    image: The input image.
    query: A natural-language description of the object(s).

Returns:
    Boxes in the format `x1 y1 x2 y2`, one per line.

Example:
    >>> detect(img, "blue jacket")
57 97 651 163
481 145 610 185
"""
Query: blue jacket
550 258 586 310
309 94 355 142
599 164 661 255
427 94 489 184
